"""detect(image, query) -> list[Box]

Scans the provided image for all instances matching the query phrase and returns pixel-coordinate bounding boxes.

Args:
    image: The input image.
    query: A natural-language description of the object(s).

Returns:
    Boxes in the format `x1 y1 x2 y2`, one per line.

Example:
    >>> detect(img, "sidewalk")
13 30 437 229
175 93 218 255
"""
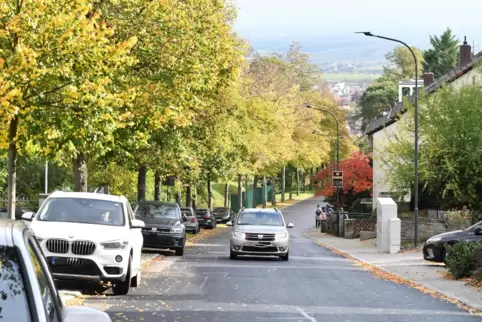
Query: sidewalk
304 228 482 312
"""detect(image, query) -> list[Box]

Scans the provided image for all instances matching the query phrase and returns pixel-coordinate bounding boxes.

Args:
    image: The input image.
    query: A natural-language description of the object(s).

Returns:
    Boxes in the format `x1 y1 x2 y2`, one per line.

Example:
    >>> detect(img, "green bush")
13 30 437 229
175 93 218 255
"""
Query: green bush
445 241 482 279
444 209 472 231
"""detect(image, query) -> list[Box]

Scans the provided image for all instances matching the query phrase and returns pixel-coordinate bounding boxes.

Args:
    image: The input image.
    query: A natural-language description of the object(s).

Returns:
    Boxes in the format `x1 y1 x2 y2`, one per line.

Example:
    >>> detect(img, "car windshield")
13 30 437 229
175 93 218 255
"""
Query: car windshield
180 209 193 216
37 197 125 226
136 204 179 219
236 212 284 226
465 221 482 231
0 246 31 321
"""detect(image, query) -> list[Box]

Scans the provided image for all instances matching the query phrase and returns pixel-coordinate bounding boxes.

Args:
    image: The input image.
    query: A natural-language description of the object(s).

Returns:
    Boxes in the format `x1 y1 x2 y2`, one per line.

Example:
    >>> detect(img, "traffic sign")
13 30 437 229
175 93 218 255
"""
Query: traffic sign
332 171 343 188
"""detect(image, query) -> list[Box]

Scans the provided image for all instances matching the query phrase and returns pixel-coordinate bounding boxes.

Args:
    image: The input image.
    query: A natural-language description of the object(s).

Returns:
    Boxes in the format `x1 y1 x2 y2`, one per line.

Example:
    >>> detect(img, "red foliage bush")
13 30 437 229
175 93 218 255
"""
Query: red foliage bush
314 152 373 197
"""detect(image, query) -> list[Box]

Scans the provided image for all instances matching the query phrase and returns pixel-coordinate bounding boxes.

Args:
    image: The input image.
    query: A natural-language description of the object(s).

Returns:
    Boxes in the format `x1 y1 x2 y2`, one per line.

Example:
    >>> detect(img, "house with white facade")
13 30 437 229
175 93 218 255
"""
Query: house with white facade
365 39 482 209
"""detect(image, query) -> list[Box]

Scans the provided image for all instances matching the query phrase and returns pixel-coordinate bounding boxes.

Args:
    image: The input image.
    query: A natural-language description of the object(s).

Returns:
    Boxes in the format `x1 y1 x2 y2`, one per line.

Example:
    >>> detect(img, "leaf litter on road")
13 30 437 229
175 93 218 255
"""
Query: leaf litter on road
315 240 482 316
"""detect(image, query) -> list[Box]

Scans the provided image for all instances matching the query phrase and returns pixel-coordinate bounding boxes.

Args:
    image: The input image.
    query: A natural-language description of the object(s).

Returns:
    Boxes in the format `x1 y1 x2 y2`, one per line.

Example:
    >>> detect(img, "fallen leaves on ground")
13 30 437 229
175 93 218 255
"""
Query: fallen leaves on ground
65 294 87 307
185 226 228 247
315 240 482 316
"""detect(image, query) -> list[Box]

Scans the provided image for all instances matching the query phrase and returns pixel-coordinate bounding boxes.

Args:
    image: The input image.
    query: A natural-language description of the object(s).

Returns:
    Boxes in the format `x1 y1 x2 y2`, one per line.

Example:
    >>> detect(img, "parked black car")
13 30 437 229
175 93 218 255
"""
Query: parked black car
134 201 187 256
196 208 217 229
423 221 482 262
212 207 235 223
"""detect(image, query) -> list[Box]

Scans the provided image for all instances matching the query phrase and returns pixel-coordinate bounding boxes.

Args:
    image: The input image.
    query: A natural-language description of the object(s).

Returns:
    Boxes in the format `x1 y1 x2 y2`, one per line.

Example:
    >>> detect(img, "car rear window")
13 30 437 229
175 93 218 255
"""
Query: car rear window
0 246 31 321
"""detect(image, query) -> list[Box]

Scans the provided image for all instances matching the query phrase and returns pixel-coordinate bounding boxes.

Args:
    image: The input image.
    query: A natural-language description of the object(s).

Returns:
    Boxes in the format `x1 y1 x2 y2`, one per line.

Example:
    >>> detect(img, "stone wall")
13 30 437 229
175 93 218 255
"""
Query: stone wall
400 217 448 243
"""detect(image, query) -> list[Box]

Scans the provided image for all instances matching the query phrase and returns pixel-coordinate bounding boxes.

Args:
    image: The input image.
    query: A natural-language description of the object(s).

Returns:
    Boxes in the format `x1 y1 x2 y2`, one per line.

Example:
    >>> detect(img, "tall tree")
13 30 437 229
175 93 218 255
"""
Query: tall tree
423 28 459 78
383 46 425 82
0 0 137 217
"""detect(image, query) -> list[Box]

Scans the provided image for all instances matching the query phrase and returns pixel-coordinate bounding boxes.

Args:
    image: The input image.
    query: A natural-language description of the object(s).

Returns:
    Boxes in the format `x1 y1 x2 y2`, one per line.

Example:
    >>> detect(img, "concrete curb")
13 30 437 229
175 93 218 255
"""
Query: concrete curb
302 229 482 314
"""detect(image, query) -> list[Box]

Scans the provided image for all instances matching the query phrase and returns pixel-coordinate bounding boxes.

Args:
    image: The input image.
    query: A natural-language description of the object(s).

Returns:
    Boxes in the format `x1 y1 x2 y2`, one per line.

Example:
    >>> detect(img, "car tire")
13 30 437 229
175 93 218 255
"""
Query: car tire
112 256 132 295
230 250 237 260
131 267 141 287
175 247 184 256
280 251 289 261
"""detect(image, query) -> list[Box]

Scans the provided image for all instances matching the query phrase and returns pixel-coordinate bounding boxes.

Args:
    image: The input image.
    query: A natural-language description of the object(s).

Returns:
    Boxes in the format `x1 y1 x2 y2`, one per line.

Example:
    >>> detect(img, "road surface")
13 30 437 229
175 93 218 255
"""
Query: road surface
82 198 481 321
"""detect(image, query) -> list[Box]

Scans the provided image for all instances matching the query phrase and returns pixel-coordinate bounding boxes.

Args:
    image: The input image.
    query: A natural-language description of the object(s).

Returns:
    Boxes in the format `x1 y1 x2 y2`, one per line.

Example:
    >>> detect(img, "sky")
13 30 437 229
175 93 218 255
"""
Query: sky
233 0 482 53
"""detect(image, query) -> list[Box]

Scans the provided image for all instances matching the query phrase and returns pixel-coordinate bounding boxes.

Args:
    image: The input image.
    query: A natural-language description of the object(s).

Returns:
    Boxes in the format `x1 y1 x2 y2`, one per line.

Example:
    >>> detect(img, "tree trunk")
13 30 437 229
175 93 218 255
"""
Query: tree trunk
192 185 197 209
7 117 18 220
302 171 306 193
154 171 161 201
73 152 88 192
281 166 286 202
271 176 277 206
310 168 314 190
296 168 300 196
252 175 258 208
207 177 213 209
262 176 267 208
244 175 249 208
237 174 243 210
136 165 147 202
175 191 181 206
224 183 229 207
289 169 293 200
186 185 192 207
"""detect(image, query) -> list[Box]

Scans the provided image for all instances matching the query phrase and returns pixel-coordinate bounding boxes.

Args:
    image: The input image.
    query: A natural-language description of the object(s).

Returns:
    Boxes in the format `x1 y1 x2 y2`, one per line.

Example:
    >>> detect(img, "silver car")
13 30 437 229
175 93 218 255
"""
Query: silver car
226 208 294 261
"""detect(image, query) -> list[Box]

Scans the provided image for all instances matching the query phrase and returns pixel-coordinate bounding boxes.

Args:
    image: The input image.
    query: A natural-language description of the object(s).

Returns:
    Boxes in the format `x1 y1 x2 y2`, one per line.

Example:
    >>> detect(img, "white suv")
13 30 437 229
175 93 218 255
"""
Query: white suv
23 191 145 295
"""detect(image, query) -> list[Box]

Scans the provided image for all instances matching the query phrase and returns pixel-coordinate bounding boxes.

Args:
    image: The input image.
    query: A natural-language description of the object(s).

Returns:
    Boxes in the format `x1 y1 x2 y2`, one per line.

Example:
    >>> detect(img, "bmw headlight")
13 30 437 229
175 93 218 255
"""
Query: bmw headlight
427 236 441 244
100 240 128 250
275 233 288 240
232 232 245 239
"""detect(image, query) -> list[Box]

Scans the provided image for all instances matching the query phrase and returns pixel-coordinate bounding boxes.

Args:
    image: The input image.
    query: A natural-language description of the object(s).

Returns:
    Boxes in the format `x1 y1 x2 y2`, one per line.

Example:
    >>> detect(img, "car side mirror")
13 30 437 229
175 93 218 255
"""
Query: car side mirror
64 306 112 322
475 228 482 236
286 223 294 228
226 221 233 226
22 212 35 221
131 219 145 229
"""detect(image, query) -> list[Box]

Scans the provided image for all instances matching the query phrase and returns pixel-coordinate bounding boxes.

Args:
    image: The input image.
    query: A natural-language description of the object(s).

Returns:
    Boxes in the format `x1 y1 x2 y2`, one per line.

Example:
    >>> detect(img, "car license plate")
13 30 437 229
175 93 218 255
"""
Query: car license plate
206 220 211 222
216 219 222 222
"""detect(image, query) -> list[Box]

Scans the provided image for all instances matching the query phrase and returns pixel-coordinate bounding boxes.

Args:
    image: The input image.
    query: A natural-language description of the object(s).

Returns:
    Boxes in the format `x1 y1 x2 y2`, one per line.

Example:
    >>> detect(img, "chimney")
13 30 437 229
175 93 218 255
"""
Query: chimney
423 72 435 87
460 36 472 67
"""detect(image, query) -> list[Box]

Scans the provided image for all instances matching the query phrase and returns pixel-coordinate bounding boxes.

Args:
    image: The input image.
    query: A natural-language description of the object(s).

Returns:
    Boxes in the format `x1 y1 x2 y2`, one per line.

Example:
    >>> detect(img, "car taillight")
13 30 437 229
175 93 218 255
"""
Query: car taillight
204 214 210 219
191 217 196 223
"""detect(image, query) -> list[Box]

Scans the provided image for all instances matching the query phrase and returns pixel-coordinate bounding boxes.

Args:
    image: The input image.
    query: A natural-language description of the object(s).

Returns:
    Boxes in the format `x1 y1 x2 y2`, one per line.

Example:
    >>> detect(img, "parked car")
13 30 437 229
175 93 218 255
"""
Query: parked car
0 207 34 220
212 207 235 223
423 221 482 263
180 207 200 234
227 208 294 261
0 219 112 321
23 191 145 295
196 208 217 229
134 201 187 256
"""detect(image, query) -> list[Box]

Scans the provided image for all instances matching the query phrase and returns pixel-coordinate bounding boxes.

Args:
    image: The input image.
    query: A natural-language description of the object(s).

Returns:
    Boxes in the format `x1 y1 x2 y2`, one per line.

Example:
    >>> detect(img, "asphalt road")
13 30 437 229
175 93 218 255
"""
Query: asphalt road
83 198 481 322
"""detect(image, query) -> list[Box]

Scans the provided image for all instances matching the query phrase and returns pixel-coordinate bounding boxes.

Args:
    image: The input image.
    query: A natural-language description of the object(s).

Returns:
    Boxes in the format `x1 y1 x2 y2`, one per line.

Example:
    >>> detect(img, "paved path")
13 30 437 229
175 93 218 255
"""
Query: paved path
81 198 481 321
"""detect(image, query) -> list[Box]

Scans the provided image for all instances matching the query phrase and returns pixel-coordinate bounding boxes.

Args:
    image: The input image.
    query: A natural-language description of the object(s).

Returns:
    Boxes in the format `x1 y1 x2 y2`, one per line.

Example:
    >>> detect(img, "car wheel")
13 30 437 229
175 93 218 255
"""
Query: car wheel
175 247 184 256
131 267 141 287
230 250 237 260
280 251 289 261
112 256 132 295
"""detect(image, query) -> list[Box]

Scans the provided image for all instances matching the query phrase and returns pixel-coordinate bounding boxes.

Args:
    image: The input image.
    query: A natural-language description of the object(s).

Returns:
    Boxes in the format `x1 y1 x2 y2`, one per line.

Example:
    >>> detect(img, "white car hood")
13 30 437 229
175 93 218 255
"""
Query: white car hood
234 225 287 234
31 220 127 242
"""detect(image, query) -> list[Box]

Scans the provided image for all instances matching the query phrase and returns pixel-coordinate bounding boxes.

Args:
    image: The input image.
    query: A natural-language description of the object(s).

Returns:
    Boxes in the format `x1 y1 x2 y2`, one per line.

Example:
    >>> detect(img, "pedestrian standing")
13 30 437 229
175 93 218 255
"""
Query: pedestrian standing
315 205 322 228
320 206 328 233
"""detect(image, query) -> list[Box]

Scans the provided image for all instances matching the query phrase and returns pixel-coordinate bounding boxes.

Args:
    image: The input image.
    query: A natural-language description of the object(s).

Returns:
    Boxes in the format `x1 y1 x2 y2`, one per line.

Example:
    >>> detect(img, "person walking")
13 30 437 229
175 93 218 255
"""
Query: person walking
315 205 322 228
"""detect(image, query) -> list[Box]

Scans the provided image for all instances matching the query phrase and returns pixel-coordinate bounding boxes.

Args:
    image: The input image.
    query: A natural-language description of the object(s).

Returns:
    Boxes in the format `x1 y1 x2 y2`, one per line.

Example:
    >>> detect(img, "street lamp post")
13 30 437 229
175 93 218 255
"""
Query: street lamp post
356 31 420 247
306 105 342 235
